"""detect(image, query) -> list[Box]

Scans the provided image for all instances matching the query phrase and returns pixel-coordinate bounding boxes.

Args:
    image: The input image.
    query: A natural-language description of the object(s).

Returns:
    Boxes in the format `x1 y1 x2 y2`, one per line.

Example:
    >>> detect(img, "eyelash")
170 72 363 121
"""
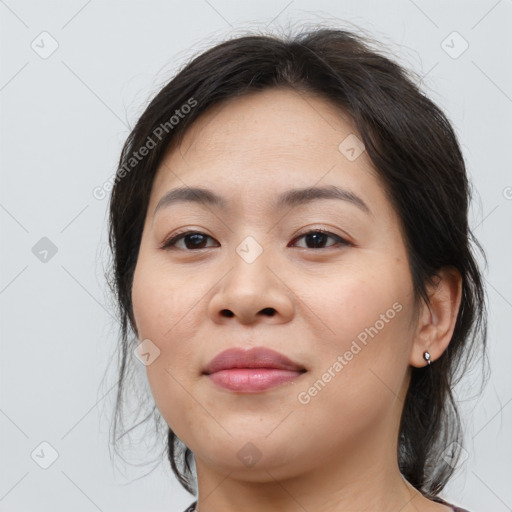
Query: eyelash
159 229 351 251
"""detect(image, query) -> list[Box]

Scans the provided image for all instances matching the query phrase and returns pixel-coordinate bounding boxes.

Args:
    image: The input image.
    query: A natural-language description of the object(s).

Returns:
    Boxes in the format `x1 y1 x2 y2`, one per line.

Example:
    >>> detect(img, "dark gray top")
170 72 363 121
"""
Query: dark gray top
183 497 471 511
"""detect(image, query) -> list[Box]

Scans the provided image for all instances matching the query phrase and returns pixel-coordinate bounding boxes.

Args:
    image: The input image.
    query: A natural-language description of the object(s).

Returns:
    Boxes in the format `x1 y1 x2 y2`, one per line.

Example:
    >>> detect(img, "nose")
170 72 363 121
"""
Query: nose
207 245 295 326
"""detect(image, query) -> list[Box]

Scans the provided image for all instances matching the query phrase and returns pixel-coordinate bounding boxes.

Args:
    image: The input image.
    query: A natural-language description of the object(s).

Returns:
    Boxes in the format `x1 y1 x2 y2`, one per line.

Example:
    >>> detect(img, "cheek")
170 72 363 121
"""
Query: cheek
292 293 412 450
131 255 203 435
132 268 200 370
131 254 199 343
299 268 413 404
303 267 409 349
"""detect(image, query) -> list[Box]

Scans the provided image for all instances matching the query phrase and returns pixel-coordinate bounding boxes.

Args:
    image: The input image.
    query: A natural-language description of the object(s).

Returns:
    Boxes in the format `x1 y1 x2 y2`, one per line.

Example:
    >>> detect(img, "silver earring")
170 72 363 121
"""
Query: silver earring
423 350 431 366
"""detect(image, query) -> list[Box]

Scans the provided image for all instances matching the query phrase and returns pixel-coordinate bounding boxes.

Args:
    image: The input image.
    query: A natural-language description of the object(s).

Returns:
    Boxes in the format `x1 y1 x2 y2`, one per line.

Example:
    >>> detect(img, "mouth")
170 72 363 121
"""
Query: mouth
203 346 307 393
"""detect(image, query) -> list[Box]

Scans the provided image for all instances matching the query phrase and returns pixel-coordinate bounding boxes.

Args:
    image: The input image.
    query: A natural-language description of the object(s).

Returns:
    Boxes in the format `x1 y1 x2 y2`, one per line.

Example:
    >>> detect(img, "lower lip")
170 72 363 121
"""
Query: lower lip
206 368 305 392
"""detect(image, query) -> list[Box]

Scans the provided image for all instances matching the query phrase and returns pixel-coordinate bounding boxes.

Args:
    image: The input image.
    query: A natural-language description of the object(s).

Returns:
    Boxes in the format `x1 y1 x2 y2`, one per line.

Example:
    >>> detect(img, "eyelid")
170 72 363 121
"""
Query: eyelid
159 229 218 250
289 228 351 248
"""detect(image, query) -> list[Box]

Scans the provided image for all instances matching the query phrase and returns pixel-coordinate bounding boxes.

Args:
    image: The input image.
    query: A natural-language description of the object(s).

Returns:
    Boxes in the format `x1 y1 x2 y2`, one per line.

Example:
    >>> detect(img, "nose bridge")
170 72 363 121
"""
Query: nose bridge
235 234 267 266
207 232 294 324
228 233 275 293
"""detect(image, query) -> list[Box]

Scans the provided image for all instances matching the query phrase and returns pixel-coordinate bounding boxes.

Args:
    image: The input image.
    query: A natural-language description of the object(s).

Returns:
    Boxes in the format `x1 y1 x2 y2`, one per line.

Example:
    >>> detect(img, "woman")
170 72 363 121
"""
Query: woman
106 27 488 512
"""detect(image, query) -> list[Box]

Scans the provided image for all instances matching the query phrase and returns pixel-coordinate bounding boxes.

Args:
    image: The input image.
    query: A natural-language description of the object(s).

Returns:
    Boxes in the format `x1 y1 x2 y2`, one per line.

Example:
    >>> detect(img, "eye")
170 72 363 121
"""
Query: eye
289 229 350 249
160 228 350 251
160 231 218 250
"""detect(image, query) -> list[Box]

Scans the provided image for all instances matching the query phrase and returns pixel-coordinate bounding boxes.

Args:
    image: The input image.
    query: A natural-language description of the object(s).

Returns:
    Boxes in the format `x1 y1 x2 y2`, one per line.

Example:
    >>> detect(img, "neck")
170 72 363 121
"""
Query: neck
192 419 425 512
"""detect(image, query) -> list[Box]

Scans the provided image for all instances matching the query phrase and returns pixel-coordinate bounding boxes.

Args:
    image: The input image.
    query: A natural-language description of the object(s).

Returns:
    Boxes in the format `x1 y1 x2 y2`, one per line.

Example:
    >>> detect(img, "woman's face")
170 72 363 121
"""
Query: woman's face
131 88 420 481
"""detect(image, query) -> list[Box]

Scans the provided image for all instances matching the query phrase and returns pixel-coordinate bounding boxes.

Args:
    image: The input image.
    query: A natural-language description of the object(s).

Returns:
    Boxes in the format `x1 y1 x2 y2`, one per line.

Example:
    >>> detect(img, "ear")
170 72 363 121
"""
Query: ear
410 266 463 368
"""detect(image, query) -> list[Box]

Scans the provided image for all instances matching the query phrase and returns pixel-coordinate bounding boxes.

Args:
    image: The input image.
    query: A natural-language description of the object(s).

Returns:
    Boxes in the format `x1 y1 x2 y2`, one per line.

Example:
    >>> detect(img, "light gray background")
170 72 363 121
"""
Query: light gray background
1 1 511 511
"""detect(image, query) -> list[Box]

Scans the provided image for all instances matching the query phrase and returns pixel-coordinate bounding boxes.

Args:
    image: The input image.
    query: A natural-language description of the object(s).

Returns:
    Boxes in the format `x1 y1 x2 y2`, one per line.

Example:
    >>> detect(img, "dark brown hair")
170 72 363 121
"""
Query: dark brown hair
105 26 489 499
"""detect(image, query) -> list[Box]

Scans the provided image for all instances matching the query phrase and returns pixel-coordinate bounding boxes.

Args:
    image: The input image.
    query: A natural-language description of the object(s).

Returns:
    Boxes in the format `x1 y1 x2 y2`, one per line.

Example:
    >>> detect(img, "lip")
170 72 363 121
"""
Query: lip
203 346 305 374
203 346 307 392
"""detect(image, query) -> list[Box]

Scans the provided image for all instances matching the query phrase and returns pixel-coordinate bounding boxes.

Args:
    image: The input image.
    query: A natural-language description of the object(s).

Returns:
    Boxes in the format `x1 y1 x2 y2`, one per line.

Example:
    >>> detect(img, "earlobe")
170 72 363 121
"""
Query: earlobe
410 266 463 368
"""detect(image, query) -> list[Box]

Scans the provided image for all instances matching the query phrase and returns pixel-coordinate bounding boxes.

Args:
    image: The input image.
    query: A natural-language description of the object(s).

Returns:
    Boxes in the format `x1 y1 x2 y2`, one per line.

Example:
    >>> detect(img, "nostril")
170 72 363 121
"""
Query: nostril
260 307 275 316
221 309 234 317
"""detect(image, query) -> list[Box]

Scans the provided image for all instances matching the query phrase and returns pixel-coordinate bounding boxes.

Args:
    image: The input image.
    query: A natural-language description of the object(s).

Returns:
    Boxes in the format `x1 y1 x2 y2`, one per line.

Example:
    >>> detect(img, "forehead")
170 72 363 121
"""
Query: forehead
163 88 363 166
149 88 388 217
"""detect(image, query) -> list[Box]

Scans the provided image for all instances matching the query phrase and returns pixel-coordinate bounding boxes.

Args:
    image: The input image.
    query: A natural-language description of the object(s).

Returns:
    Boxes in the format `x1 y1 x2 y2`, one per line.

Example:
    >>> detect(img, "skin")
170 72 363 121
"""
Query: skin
131 87 462 512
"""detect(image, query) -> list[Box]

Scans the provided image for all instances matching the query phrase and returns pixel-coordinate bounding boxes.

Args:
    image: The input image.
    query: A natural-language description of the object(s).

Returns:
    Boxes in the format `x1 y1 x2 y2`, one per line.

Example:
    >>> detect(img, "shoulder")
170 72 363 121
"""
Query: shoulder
431 495 471 512
178 499 473 512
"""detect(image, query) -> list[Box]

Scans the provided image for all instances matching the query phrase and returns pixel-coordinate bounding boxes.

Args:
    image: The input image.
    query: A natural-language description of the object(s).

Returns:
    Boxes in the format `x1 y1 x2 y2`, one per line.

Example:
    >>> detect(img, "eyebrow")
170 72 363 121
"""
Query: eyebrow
153 184 371 217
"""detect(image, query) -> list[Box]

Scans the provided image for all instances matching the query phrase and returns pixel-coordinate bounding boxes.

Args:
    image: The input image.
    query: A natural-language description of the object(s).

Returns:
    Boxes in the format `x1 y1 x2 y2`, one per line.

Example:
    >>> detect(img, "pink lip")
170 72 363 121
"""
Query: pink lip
203 347 307 392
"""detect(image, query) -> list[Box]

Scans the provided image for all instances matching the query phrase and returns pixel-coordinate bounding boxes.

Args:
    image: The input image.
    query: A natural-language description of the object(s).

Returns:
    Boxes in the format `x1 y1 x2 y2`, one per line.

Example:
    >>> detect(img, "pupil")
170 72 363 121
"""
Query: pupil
187 234 205 248
307 233 326 248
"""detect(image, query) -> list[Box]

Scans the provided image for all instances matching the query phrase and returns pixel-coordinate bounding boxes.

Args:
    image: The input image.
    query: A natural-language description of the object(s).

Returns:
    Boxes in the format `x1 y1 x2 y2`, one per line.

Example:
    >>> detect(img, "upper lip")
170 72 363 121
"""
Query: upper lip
203 346 306 374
